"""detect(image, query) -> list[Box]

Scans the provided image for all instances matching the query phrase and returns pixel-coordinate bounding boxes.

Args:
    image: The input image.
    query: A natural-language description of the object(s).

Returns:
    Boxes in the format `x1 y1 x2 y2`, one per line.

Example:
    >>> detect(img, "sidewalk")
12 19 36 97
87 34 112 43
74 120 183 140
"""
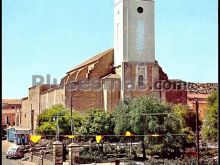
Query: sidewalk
19 160 36 165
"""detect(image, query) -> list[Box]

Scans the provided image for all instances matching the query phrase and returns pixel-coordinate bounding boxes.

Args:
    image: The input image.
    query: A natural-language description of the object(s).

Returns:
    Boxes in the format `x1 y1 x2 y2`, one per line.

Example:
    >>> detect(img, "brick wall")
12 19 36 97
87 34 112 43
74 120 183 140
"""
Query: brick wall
187 91 211 121
123 62 160 99
65 89 103 112
165 90 187 104
64 49 114 112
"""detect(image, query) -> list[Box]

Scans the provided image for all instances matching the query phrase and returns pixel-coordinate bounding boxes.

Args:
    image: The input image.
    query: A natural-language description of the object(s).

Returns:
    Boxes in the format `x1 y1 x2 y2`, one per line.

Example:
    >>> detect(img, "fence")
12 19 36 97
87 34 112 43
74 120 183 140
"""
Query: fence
25 138 218 165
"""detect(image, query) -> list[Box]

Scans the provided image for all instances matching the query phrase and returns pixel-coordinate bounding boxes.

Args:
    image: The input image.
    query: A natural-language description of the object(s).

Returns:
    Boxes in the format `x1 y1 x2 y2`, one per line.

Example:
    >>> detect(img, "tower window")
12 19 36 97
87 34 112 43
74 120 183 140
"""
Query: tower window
137 7 143 13
136 20 145 52
138 75 144 87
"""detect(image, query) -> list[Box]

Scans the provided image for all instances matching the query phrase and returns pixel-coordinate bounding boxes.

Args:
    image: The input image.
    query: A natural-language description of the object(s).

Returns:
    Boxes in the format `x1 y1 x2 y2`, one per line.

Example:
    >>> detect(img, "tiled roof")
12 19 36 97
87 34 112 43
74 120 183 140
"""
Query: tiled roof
67 48 113 73
187 82 217 94
2 99 21 105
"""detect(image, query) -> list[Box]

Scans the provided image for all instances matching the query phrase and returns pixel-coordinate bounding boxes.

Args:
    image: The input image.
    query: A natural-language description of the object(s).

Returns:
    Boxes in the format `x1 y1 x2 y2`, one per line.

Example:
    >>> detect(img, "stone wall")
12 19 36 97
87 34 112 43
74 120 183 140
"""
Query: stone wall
30 155 53 165
20 98 31 129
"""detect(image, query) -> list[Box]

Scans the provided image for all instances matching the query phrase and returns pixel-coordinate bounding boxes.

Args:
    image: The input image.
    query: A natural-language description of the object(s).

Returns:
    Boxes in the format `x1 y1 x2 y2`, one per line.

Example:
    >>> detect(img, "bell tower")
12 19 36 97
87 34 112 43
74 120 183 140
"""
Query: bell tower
114 0 155 66
114 0 159 100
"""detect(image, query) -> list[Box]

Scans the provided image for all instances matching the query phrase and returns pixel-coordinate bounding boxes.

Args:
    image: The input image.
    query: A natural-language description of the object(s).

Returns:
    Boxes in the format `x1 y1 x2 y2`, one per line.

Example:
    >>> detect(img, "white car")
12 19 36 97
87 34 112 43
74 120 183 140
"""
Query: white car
6 145 24 159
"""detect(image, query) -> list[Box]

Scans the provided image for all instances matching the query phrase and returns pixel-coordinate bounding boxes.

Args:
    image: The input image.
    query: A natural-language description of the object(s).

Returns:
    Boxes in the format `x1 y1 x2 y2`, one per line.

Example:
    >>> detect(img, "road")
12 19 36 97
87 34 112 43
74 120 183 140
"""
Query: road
2 153 28 165
2 140 36 165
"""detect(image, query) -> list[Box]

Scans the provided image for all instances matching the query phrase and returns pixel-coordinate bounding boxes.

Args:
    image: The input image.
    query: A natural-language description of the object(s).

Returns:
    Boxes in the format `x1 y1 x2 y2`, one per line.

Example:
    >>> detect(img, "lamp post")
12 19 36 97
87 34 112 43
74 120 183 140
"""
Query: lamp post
127 84 132 98
70 91 74 143
53 116 59 141
195 98 200 165
30 104 34 134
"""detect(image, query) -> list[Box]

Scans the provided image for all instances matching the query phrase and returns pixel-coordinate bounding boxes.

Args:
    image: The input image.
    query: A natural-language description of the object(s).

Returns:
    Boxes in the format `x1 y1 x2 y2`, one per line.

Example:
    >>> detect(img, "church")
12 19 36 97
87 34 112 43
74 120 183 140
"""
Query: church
17 0 217 132
63 0 187 111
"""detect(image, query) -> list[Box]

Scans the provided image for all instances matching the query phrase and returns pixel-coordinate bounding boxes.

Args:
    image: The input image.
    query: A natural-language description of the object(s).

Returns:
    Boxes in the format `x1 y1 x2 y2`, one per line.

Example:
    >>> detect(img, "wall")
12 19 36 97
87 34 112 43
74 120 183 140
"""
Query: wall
122 62 160 100
187 91 212 121
102 76 121 112
20 98 31 129
30 155 53 165
65 89 103 112
165 90 187 105
26 85 58 131
2 112 15 126
2 100 21 127
114 0 155 65
64 49 114 112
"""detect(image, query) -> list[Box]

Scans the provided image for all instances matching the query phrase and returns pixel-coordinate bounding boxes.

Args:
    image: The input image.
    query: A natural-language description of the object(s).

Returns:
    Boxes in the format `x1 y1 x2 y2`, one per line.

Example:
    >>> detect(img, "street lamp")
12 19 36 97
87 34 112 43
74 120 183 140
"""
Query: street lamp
53 116 59 141
30 104 34 134
127 84 132 98
70 91 74 143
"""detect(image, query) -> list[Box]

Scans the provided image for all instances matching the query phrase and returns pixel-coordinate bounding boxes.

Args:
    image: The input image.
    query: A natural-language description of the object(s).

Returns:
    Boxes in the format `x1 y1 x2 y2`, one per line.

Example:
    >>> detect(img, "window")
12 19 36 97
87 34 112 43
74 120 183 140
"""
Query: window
136 20 145 52
6 116 10 124
137 66 147 89
116 23 119 53
138 75 144 87
137 7 144 13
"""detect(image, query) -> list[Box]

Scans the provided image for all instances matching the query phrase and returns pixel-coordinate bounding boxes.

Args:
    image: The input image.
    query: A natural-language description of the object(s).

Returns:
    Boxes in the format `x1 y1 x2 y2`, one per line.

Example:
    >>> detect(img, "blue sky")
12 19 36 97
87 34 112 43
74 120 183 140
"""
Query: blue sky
3 0 218 99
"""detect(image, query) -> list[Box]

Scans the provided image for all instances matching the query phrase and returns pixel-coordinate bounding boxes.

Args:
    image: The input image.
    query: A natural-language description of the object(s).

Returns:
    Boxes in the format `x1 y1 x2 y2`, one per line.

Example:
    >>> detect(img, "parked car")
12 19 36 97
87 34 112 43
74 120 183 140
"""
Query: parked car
6 145 24 159
2 135 7 140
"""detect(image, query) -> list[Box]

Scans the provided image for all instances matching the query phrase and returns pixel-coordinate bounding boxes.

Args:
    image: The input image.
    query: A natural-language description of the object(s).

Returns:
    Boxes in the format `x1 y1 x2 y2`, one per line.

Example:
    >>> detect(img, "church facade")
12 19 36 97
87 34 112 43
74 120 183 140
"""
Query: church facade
16 0 217 132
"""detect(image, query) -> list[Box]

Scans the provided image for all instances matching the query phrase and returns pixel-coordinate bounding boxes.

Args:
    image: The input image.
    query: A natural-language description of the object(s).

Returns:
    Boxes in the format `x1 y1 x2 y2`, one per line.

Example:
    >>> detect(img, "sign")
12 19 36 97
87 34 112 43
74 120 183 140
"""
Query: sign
125 131 133 137
96 135 103 143
30 135 41 143
66 135 77 139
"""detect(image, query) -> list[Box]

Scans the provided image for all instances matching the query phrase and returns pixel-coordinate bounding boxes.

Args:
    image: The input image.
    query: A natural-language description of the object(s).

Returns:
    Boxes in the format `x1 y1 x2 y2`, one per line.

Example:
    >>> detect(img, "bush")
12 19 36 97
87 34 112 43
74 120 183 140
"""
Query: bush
79 144 107 163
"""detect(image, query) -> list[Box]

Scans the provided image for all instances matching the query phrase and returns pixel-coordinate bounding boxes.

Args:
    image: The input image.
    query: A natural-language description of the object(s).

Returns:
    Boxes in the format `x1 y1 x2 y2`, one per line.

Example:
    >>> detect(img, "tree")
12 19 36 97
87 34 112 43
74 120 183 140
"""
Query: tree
114 95 190 159
78 108 114 140
172 104 197 147
173 104 198 131
201 90 218 142
36 104 82 136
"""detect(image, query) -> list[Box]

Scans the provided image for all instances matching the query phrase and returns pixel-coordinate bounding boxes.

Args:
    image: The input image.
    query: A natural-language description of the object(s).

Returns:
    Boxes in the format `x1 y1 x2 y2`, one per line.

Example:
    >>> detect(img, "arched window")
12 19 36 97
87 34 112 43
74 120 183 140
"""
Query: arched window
138 75 144 87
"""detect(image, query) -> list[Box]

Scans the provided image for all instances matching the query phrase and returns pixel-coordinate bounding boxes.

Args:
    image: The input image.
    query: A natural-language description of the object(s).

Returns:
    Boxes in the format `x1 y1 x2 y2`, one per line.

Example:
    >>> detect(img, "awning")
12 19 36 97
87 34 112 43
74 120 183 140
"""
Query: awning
15 129 32 134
